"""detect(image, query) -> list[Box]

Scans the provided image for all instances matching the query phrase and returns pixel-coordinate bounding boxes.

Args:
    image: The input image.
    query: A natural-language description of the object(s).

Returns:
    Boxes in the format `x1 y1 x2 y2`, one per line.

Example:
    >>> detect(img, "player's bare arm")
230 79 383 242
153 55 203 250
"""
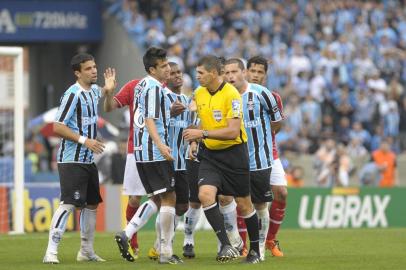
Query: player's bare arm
53 122 105 154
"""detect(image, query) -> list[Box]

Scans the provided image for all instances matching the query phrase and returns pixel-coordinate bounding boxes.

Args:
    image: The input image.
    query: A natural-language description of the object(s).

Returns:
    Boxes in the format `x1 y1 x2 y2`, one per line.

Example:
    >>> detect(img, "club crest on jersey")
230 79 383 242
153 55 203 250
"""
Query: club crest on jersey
231 99 241 116
213 110 222 122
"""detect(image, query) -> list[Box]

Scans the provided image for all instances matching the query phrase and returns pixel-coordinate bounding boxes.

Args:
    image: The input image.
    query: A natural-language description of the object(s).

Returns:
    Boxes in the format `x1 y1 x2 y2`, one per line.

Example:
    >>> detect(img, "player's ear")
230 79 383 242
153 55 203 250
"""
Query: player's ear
148 66 156 75
74 70 81 79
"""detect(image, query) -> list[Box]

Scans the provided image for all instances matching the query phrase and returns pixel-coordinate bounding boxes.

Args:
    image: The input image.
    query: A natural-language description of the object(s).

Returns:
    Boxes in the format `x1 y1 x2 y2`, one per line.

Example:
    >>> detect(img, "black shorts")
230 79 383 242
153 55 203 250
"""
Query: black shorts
186 159 200 203
58 163 103 207
250 168 273 204
136 161 175 197
174 170 189 205
198 143 250 198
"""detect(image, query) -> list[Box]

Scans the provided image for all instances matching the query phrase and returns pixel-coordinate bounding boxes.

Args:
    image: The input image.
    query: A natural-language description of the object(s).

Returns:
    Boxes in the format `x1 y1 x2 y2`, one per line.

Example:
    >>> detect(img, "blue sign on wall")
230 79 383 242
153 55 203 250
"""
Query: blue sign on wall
0 0 102 42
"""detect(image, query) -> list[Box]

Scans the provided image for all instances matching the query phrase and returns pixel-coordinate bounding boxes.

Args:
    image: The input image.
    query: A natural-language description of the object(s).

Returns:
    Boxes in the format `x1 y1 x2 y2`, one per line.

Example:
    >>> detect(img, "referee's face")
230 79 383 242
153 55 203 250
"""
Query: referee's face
247 63 266 86
196 66 214 87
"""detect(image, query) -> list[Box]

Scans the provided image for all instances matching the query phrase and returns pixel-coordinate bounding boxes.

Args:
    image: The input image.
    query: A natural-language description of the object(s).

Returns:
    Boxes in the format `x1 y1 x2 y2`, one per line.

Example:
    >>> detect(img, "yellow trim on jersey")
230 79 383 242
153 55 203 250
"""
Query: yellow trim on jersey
194 82 247 150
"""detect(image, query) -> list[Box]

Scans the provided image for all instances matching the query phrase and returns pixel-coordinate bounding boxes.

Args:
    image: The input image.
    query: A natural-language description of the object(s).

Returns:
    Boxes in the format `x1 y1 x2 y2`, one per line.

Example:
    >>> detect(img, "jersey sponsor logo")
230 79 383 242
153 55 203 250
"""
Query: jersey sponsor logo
82 116 97 126
231 99 241 116
134 145 143 151
213 110 222 122
170 119 189 128
244 118 261 128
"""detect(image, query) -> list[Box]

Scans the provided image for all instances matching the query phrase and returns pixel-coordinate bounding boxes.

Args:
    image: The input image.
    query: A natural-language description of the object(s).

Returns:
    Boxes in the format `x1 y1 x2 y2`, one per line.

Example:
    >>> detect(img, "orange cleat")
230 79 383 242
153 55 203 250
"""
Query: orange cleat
266 240 284 257
240 247 248 257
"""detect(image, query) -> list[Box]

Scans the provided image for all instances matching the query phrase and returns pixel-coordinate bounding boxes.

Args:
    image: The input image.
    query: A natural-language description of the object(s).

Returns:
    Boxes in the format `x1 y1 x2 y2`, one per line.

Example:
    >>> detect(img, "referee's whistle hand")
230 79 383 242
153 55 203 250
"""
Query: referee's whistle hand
183 129 202 141
84 139 105 154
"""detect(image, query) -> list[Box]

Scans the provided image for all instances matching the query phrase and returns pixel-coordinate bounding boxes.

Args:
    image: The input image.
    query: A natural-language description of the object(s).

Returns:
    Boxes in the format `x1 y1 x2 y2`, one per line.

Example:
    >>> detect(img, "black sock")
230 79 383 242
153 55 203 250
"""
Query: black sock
203 203 230 247
244 211 260 255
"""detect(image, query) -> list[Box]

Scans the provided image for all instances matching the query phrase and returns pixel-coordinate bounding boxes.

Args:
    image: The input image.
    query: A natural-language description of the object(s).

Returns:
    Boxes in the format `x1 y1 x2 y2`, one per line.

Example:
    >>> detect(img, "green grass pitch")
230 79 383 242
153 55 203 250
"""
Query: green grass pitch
0 228 405 270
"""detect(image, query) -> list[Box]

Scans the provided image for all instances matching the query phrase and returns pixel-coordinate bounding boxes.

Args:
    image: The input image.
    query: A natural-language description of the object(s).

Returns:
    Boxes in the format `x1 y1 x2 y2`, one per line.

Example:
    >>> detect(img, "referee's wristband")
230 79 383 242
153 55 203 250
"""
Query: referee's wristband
78 135 87 145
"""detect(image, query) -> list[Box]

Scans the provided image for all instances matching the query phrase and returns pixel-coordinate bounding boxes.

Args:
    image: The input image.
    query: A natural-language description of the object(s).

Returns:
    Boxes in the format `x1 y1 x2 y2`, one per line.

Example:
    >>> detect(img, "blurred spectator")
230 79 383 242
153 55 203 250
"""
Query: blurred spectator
371 139 397 187
286 166 305 187
359 162 384 186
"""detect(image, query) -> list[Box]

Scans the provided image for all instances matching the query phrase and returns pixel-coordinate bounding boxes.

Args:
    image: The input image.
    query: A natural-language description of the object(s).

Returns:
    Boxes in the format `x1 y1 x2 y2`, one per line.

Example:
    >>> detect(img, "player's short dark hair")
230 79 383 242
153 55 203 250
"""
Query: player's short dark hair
225 58 245 70
168 62 178 67
247 55 268 72
197 55 222 74
143 47 167 73
70 53 94 72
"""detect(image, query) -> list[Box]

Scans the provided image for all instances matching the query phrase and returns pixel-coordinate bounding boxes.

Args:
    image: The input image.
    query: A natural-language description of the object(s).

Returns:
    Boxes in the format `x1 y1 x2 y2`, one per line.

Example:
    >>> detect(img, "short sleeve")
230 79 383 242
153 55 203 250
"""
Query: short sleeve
55 92 78 125
226 90 243 119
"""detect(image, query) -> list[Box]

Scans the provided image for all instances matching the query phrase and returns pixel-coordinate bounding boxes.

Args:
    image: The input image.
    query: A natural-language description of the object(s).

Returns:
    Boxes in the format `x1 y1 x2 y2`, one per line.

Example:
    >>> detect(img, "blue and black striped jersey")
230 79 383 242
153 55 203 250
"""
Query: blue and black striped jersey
167 92 190 171
242 83 282 171
55 83 101 163
133 76 171 162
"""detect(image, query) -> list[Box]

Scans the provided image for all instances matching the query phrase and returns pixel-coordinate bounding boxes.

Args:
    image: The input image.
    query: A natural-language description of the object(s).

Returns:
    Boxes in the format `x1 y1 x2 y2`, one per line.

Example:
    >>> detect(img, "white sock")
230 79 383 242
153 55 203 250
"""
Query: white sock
219 200 241 248
183 207 201 246
46 204 75 255
171 215 181 244
159 206 175 257
80 208 97 254
125 199 158 238
257 207 270 258
154 213 161 250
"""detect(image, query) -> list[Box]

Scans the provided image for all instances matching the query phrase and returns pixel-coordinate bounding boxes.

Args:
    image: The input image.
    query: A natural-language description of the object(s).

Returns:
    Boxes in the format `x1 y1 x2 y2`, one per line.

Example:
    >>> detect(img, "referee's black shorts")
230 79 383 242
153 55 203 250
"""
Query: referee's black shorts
198 143 250 198
58 163 103 207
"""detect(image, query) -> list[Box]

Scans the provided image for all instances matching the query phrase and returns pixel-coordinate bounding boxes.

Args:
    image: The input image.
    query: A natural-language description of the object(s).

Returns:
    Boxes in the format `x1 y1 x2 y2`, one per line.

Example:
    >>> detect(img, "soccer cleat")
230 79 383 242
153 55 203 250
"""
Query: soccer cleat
114 231 135 262
216 244 239 263
242 249 261 264
43 253 59 264
182 243 195 258
159 254 183 264
76 250 106 262
148 247 159 260
266 239 284 257
132 247 139 260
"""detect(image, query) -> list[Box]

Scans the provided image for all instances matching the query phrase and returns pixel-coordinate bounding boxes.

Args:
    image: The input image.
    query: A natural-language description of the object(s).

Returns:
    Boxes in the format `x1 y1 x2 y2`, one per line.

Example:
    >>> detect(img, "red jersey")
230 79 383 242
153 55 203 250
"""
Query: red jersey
113 79 140 153
271 92 284 160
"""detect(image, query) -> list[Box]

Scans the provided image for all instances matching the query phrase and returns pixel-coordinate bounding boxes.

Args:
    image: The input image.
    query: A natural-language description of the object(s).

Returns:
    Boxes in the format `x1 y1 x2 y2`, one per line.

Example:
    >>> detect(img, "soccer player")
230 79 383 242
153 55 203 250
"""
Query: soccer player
246 55 287 257
114 47 178 264
183 55 261 264
43 53 116 264
224 58 282 261
104 78 146 258
148 62 190 262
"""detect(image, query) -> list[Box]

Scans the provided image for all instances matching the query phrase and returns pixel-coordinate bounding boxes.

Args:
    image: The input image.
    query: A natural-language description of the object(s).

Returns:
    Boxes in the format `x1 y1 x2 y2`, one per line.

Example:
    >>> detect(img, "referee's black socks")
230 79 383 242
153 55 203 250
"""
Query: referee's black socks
203 202 231 247
243 210 260 255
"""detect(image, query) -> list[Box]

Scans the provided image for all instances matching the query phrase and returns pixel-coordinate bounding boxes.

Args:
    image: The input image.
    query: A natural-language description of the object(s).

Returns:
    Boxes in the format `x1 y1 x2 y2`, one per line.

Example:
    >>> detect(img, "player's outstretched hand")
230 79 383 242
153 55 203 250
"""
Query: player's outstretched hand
84 139 105 154
103 67 117 95
189 141 198 160
158 143 174 161
170 100 186 117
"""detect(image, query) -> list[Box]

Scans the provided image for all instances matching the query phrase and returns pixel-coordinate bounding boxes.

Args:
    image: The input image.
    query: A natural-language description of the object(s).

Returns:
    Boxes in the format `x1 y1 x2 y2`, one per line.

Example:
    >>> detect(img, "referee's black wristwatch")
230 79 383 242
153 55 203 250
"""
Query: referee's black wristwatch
202 130 209 139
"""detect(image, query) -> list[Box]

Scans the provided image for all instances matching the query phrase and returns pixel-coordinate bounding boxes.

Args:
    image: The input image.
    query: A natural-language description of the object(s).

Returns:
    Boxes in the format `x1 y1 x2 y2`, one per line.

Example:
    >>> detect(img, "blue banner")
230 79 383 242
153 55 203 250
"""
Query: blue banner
0 0 102 42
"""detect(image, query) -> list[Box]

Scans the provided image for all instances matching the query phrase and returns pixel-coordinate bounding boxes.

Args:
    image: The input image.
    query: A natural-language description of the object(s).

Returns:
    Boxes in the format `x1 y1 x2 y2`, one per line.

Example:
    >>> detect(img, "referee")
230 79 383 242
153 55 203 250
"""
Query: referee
183 55 260 264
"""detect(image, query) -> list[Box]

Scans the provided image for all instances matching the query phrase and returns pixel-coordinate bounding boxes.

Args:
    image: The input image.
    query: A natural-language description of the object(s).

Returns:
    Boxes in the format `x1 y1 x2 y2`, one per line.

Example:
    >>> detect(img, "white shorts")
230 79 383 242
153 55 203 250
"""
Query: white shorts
122 154 146 196
270 158 287 186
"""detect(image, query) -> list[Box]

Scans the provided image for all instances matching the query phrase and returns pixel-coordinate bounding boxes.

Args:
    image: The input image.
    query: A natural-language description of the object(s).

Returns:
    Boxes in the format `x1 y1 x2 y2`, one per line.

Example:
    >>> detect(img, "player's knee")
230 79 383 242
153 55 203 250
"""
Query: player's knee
198 190 215 206
236 198 254 216
275 187 288 202
176 203 188 216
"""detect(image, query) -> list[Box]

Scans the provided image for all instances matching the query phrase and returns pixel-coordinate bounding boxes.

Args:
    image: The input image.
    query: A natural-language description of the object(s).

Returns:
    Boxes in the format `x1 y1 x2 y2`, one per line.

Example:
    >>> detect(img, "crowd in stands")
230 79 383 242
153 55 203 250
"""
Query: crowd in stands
4 1 400 187
106 0 404 187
